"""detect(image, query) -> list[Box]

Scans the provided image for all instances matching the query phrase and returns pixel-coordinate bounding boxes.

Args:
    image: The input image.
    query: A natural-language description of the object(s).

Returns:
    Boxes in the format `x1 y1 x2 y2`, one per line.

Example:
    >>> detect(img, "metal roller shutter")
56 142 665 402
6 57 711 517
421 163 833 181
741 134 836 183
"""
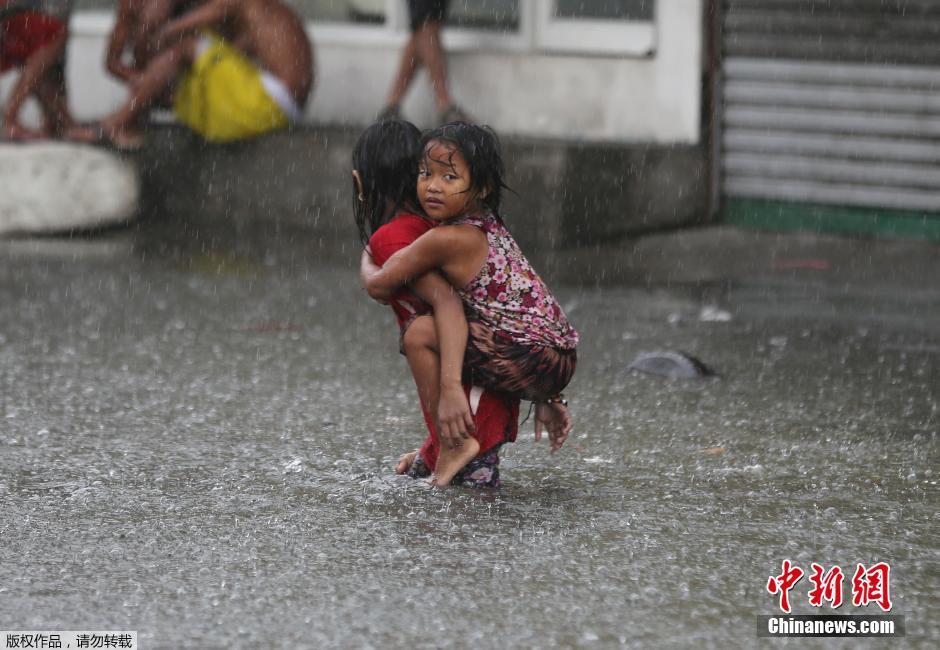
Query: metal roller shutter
720 0 940 214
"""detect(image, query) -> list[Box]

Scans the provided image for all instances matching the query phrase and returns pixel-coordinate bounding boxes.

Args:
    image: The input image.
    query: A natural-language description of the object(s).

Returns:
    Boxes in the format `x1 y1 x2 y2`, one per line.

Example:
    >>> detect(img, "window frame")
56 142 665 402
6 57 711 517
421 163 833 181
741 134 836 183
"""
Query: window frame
308 0 533 53
71 0 657 58
534 1 657 57
70 9 115 34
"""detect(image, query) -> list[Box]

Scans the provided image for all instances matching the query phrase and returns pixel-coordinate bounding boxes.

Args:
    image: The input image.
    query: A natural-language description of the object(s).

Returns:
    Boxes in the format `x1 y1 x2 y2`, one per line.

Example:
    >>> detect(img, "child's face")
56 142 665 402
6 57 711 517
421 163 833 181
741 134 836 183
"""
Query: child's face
418 140 477 221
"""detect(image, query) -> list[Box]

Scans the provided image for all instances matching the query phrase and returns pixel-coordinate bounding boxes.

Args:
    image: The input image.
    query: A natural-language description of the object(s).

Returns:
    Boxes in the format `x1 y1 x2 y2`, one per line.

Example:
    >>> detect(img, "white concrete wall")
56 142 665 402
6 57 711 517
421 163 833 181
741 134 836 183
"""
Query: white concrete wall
3 0 703 144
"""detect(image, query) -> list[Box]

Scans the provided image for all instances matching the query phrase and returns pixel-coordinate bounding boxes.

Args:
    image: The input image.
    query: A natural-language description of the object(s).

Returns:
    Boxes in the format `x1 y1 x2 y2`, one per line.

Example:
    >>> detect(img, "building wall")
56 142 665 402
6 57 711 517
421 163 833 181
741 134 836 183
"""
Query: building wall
0 1 710 245
23 0 702 144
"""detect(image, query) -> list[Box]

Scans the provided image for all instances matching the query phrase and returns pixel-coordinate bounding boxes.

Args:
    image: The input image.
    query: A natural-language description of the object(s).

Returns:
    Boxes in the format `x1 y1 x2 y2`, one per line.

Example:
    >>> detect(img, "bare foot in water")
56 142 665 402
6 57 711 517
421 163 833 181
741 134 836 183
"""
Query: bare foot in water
396 450 419 475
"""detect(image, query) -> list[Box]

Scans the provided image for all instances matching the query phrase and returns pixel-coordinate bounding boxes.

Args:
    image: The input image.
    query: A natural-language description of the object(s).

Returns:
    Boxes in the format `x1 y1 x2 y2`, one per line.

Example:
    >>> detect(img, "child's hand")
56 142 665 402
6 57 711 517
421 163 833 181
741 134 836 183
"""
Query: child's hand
360 248 379 278
534 401 572 454
437 384 475 450
359 249 389 304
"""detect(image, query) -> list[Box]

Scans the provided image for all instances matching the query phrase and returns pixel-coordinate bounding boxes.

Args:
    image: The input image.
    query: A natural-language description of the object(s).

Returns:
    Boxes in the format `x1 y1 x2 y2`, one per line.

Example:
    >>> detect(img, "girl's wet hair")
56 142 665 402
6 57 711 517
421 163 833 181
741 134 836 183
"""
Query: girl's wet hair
421 122 509 216
352 119 422 245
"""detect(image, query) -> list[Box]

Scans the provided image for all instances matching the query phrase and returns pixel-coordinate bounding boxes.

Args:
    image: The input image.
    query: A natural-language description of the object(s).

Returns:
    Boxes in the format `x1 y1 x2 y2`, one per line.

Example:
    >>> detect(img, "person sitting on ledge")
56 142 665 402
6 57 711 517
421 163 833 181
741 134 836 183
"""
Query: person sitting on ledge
75 0 314 149
1 0 83 141
105 0 195 86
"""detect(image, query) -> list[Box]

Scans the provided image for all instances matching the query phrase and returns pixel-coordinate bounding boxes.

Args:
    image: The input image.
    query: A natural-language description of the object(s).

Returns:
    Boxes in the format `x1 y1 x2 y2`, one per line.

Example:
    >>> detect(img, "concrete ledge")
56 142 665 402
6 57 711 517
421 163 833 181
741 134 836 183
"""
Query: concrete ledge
0 143 139 236
133 125 709 252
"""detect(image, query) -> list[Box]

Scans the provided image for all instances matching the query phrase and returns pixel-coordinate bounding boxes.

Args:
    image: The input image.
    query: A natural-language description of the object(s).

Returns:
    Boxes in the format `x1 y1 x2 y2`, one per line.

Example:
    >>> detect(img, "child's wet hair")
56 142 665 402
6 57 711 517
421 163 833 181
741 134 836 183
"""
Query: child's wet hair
421 122 509 215
352 119 422 244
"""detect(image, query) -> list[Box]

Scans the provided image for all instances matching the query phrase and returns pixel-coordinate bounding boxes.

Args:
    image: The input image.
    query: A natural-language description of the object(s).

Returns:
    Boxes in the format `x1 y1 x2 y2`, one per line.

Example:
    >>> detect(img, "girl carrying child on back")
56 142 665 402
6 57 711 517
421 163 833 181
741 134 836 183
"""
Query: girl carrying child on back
359 121 578 486
353 119 522 488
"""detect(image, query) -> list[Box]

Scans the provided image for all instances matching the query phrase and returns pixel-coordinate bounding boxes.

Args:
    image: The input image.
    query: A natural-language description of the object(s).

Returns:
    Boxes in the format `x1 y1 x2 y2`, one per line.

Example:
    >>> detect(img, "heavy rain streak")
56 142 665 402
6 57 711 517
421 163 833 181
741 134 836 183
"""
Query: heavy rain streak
0 0 937 648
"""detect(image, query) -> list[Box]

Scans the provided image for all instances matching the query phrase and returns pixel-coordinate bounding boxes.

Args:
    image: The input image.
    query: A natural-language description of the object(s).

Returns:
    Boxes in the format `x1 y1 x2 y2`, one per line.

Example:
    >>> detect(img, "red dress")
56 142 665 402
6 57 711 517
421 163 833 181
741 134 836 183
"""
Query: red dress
0 8 66 73
368 213 519 473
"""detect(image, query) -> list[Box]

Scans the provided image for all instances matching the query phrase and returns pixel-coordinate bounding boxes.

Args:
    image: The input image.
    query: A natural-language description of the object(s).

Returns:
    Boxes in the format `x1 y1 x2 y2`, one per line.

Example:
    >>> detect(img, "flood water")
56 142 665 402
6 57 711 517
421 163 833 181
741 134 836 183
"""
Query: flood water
1 226 937 648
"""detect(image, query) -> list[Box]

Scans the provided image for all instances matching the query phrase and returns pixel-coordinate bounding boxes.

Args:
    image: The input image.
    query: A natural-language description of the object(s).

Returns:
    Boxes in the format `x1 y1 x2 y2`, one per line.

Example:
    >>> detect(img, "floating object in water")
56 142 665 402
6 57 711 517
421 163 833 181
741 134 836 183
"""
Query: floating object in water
771 258 831 271
628 350 715 379
700 446 726 455
0 142 139 235
699 305 732 322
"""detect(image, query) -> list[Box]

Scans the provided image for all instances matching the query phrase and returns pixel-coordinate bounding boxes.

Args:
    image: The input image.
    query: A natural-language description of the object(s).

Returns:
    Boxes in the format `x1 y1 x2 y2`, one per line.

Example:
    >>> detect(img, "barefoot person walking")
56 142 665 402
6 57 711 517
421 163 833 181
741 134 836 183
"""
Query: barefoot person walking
379 0 469 124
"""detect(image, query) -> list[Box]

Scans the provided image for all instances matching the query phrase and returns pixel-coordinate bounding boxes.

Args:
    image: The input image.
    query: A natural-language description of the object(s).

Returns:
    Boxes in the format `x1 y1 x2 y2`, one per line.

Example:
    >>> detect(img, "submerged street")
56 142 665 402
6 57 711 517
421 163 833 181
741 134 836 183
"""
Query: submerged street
1 221 937 647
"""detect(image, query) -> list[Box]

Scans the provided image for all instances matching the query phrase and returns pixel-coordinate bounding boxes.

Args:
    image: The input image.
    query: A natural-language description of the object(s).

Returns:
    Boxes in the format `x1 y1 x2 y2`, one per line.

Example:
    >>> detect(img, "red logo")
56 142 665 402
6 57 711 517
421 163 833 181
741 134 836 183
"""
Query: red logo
766 559 804 613
808 564 844 608
768 561 892 613
852 562 892 612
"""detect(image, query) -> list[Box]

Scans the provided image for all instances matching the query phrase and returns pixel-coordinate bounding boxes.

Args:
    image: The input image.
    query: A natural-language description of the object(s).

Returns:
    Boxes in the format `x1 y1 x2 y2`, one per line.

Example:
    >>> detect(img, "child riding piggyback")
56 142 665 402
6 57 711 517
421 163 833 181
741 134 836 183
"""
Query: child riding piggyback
362 122 579 476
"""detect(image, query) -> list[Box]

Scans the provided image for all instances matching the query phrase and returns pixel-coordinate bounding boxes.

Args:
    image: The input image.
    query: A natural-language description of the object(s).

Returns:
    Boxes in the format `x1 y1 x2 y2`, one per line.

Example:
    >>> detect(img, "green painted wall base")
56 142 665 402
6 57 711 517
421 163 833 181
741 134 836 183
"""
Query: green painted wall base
725 199 940 241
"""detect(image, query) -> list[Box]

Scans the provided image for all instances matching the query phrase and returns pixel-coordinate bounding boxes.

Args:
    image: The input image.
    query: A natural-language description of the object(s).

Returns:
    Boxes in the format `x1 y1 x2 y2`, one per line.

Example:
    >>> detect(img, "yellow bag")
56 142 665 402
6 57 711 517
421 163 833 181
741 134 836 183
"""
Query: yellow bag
173 35 289 142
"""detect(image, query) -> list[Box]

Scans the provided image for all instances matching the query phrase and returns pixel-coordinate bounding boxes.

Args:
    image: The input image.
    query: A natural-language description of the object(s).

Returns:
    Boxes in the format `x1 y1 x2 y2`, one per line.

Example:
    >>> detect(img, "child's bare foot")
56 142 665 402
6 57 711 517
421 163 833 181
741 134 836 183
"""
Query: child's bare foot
65 123 145 151
63 124 100 144
432 436 480 486
3 122 46 141
396 450 419 474
101 125 145 151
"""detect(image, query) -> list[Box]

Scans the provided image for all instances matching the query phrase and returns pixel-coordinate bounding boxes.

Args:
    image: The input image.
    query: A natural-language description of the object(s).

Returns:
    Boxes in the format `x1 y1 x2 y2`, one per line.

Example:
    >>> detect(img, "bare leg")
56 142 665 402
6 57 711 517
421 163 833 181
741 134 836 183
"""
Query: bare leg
34 65 75 136
133 0 181 108
412 21 452 113
400 316 444 479
402 316 482 485
402 315 443 433
385 33 421 108
2 33 67 140
74 35 198 143
132 0 180 68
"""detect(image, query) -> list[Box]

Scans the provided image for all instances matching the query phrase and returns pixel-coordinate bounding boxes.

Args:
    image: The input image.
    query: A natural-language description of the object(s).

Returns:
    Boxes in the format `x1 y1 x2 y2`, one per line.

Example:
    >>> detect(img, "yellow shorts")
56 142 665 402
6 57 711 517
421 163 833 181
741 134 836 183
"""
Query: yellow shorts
173 35 290 143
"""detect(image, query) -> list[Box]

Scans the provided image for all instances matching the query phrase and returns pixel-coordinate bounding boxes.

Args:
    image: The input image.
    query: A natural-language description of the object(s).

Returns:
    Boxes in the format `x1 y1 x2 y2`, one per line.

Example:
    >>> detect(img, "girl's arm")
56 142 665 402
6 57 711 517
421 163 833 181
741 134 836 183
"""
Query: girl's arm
362 226 479 301
410 271 475 447
360 249 474 446
359 249 383 299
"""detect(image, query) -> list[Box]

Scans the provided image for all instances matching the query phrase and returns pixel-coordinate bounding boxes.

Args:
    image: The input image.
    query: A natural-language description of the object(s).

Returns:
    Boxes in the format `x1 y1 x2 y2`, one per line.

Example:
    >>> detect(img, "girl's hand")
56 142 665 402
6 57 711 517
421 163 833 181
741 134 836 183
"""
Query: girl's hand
359 249 389 303
437 383 475 449
534 401 572 454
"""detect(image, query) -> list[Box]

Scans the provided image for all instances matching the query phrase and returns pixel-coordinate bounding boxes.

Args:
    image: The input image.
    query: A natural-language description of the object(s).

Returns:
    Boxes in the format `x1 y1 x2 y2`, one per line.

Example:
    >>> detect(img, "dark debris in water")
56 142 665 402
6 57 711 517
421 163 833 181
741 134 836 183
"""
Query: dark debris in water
627 350 716 380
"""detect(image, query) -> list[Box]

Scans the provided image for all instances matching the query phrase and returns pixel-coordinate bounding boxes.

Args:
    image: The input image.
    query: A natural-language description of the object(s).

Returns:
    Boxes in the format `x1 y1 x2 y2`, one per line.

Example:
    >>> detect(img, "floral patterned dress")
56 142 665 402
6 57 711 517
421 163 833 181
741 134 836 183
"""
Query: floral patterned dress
449 211 578 402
